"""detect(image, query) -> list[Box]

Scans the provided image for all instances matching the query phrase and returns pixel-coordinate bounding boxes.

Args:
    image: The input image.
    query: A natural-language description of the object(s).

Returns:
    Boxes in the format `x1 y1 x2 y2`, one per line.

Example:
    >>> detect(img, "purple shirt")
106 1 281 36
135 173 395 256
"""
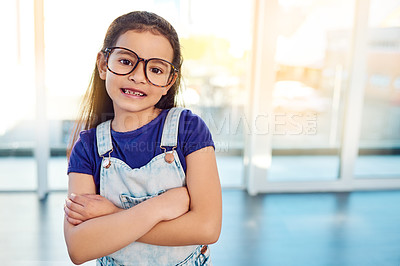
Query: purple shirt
68 109 214 193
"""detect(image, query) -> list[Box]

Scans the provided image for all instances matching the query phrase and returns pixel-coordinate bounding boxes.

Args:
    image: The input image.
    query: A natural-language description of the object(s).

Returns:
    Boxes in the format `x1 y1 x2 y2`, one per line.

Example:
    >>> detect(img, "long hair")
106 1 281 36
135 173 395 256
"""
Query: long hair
67 11 183 158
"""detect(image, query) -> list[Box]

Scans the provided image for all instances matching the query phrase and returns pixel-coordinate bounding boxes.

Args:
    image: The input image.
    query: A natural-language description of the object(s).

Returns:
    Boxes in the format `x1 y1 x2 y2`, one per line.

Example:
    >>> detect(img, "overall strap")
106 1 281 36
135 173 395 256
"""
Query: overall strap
96 120 113 156
160 107 184 148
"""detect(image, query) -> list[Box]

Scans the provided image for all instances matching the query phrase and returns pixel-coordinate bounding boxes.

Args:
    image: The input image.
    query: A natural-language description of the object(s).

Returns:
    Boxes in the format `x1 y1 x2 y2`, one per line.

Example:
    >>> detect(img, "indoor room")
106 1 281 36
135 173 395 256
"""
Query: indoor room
1 0 400 265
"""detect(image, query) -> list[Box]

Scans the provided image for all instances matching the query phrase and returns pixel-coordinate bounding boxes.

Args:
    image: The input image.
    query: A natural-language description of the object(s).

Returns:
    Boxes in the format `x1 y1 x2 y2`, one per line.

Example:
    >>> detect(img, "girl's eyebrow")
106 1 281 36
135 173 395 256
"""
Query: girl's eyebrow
151 59 171 68
114 49 136 56
115 49 170 63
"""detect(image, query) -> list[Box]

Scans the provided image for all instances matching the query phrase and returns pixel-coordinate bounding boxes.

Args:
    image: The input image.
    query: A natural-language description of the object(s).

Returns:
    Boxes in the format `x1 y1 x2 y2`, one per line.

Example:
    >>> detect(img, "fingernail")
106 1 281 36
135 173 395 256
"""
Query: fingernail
70 193 76 199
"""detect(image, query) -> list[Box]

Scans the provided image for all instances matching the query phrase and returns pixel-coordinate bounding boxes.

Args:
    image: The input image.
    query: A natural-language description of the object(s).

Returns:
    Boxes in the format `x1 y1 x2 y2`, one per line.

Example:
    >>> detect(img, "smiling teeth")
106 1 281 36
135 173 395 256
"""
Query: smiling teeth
123 89 144 96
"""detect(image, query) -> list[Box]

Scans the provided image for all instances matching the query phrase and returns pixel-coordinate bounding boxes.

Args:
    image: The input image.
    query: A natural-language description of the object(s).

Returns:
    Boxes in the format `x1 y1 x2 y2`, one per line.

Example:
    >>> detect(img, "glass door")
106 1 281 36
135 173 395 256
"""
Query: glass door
246 0 400 194
355 0 400 178
268 0 355 182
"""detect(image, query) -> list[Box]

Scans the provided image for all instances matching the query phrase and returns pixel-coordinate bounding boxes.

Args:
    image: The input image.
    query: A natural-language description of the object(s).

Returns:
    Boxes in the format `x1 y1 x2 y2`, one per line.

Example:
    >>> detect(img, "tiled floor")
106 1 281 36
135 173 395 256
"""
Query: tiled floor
1 190 400 265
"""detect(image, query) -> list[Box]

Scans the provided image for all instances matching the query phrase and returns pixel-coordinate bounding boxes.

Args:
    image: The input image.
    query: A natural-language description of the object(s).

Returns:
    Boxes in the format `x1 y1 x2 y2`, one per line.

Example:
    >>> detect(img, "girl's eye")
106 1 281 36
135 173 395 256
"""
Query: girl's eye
150 67 163 74
119 59 133 66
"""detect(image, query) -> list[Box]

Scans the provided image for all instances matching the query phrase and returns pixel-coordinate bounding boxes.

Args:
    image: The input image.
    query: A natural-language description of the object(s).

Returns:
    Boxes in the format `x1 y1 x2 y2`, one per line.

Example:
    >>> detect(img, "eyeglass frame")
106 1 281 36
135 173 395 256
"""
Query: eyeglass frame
103 46 179 88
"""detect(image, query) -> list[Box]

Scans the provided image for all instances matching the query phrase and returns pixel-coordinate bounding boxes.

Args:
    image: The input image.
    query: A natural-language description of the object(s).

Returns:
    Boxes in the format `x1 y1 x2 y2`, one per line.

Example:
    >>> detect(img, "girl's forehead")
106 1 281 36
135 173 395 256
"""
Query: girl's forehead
114 30 174 61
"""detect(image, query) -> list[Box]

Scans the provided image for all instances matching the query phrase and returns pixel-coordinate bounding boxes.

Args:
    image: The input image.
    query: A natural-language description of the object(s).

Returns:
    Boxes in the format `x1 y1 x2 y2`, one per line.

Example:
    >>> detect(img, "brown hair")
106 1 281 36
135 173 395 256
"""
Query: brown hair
67 11 183 158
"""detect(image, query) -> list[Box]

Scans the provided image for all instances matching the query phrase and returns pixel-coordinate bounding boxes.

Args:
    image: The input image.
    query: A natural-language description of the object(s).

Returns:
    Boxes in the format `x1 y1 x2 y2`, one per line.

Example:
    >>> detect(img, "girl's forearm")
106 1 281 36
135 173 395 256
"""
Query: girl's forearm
137 209 221 246
65 198 164 265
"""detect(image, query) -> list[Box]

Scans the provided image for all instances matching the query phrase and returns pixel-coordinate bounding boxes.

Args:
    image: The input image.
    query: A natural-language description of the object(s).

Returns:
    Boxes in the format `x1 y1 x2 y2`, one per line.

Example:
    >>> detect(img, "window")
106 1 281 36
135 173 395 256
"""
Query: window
355 0 400 178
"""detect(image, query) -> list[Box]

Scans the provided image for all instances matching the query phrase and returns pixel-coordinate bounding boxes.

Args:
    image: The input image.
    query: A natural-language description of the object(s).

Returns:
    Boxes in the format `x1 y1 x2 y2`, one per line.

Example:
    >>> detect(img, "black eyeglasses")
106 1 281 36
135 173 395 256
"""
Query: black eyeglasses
103 47 178 87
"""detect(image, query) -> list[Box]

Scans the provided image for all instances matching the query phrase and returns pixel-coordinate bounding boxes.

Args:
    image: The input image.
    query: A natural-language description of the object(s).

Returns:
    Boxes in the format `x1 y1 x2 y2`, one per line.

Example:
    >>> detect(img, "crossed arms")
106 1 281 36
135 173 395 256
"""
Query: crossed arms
64 146 222 265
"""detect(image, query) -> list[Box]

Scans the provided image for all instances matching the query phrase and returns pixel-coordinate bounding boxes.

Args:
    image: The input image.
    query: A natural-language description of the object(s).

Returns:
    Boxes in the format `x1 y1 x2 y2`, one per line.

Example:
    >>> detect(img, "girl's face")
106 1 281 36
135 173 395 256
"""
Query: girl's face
97 30 176 117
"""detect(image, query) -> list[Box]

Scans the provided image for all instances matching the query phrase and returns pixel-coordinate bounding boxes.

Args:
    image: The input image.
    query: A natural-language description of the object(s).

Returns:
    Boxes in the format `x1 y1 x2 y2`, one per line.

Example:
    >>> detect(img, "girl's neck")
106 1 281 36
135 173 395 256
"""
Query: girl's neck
111 107 162 132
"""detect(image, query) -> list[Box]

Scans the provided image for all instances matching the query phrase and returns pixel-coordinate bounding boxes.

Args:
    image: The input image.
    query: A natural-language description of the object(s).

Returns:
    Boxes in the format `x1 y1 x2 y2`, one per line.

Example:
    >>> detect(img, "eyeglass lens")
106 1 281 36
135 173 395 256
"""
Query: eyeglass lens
107 48 174 87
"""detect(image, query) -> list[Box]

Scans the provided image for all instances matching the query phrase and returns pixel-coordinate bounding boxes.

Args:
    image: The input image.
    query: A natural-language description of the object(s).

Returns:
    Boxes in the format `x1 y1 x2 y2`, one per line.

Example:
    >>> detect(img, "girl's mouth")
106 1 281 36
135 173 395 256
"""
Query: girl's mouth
121 88 146 97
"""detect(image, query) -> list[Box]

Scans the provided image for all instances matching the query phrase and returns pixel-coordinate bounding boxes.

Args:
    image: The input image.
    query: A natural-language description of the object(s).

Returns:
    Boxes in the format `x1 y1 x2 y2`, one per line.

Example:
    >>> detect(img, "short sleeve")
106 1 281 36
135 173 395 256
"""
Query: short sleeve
179 109 215 157
67 132 95 176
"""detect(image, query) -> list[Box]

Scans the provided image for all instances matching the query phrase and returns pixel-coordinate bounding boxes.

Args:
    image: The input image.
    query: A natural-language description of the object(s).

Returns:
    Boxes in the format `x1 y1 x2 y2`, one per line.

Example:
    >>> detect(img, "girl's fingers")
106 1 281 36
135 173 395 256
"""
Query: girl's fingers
68 193 86 206
66 215 83 225
64 204 85 220
65 198 84 213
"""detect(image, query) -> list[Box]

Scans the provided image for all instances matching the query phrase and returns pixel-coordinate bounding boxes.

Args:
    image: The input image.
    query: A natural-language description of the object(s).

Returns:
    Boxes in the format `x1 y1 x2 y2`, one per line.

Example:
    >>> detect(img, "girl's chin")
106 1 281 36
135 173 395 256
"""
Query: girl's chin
114 104 159 115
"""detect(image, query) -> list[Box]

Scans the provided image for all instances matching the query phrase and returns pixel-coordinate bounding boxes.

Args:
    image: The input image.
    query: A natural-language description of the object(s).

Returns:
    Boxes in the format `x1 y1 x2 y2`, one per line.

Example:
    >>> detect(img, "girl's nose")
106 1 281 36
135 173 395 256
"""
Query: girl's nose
128 61 147 84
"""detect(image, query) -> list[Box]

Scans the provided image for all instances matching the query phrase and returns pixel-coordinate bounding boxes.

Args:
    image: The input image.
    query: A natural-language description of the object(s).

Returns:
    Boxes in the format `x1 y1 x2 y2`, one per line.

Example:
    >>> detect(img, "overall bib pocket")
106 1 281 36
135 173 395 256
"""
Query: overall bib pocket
119 190 166 209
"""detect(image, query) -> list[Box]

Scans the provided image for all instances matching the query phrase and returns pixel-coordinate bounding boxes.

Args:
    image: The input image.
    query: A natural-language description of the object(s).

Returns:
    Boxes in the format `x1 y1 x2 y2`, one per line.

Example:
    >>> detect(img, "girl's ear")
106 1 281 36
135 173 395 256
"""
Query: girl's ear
162 73 178 95
97 52 107 80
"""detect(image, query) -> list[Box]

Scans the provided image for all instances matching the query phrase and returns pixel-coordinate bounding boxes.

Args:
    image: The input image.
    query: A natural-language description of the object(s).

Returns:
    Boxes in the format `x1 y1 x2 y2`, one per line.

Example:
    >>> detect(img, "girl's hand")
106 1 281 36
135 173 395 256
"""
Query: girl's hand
64 194 121 225
156 187 190 221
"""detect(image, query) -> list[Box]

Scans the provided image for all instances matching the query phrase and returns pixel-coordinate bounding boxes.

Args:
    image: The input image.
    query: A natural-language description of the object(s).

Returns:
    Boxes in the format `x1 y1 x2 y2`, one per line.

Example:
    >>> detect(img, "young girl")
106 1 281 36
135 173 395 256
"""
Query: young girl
64 11 222 266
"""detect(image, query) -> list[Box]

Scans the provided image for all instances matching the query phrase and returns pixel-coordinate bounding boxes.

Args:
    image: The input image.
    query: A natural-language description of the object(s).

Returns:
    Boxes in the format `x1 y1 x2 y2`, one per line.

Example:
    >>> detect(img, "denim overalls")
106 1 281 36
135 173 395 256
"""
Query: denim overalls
95 108 211 266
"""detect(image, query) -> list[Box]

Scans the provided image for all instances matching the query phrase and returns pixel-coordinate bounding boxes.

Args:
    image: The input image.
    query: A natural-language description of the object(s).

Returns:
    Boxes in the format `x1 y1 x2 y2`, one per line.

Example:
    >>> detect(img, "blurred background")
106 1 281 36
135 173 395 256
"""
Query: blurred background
0 0 399 193
0 0 400 265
